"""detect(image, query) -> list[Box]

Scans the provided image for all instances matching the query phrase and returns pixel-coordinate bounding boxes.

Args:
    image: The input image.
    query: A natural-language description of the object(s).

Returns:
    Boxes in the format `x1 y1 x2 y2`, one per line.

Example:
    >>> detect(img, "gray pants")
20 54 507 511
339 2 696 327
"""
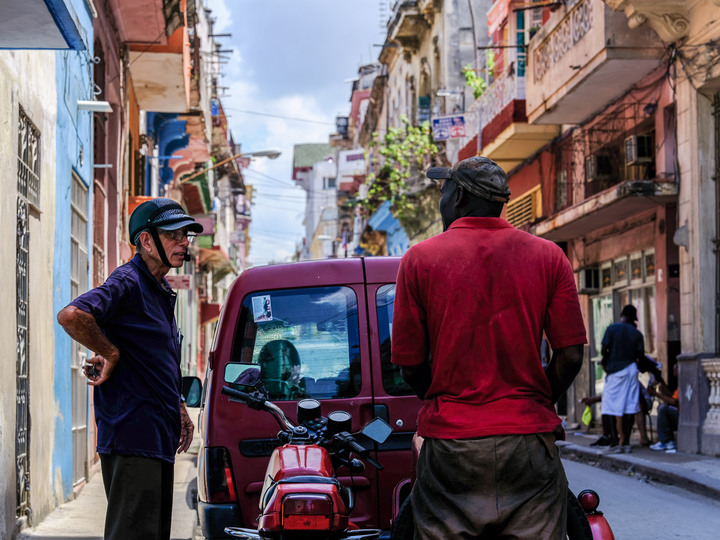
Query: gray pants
100 453 174 540
412 434 568 539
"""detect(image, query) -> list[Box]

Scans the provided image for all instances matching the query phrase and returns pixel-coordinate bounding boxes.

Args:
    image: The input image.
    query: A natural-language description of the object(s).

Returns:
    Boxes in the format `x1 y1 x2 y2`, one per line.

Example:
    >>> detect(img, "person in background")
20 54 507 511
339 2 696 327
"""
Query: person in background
57 198 203 540
649 363 679 453
600 304 645 454
392 156 586 539
582 354 664 448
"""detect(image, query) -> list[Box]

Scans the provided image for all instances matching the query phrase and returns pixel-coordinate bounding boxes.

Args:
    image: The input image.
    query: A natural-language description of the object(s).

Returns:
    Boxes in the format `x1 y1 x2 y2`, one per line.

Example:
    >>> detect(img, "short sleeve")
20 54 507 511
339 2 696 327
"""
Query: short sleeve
391 251 429 366
544 250 587 350
69 269 132 325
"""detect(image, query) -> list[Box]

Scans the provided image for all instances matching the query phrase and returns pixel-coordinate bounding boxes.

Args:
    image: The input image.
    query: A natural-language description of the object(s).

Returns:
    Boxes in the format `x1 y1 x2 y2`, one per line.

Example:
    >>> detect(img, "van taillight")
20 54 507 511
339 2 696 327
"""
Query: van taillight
282 494 332 530
201 447 237 503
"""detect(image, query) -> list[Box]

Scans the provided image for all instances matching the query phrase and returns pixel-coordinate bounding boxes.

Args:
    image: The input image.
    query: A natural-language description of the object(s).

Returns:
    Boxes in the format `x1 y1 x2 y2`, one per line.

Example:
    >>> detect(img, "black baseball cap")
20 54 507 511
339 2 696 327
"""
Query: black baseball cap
426 156 511 203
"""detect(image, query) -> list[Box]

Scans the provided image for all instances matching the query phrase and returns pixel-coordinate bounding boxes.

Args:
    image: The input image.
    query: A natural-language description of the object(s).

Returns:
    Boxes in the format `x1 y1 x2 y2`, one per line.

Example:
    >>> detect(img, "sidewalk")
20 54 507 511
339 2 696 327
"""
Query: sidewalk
17 413 202 540
559 427 720 500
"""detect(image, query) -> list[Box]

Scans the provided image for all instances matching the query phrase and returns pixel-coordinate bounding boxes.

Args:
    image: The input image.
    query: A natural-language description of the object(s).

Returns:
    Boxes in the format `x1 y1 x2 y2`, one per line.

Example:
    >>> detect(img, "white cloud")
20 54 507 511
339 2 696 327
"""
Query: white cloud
204 0 233 33
202 0 379 265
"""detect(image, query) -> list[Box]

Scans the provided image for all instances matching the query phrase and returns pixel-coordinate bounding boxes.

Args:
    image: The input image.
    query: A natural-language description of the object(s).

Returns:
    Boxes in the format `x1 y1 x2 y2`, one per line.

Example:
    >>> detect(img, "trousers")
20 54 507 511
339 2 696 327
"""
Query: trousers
657 404 679 443
100 453 174 540
411 433 568 539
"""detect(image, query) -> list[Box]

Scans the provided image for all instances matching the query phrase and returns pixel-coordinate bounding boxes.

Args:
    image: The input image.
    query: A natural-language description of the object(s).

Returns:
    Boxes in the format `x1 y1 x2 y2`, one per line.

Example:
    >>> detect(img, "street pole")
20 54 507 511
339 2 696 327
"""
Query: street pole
180 150 280 184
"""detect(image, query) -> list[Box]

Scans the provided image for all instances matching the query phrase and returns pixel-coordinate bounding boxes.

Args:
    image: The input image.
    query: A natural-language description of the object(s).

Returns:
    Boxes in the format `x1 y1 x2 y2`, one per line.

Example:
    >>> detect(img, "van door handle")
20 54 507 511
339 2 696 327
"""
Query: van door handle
372 404 389 423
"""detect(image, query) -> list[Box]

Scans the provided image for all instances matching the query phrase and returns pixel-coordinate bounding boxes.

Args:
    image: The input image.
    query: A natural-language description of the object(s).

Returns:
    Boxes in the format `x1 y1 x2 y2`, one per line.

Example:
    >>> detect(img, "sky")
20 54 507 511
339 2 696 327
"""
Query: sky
204 0 387 266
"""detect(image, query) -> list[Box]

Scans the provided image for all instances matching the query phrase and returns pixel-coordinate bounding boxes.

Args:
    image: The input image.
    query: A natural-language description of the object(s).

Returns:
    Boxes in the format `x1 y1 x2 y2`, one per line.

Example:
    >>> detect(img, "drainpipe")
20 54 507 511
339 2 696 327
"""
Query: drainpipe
714 94 720 355
467 0 480 70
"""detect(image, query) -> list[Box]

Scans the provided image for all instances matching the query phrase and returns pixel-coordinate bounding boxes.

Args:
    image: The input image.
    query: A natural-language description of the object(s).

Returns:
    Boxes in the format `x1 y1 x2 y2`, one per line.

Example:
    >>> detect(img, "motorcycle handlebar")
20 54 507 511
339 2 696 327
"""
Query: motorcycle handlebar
221 386 296 432
348 438 368 457
221 385 256 403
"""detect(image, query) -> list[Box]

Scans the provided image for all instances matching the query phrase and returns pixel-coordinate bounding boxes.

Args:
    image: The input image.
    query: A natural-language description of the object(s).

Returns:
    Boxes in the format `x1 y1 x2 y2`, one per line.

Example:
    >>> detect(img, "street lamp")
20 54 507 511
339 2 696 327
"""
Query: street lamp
180 149 281 184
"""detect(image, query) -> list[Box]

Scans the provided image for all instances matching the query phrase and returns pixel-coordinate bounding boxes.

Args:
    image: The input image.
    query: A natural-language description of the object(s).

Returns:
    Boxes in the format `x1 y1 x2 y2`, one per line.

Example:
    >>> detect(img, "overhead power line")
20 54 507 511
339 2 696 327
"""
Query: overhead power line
223 107 335 125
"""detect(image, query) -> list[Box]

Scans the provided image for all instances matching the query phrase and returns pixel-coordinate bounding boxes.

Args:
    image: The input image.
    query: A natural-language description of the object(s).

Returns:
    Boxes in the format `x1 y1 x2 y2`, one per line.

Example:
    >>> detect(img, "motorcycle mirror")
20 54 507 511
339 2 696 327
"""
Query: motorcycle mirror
224 363 264 393
360 417 393 445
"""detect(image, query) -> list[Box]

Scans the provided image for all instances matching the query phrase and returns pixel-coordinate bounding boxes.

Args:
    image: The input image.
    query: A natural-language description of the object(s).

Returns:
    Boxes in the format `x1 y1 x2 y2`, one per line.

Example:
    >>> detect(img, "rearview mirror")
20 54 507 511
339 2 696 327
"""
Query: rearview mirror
361 417 393 445
224 362 262 389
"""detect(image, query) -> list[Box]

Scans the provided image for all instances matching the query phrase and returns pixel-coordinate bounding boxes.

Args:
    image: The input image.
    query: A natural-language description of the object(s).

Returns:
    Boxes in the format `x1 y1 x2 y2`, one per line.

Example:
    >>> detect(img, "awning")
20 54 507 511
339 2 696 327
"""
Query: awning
181 172 212 215
199 246 237 283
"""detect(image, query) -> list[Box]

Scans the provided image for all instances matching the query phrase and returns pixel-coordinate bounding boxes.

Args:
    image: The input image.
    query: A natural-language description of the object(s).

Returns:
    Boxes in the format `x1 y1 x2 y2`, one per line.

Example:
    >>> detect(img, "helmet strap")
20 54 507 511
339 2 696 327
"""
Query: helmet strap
149 227 173 268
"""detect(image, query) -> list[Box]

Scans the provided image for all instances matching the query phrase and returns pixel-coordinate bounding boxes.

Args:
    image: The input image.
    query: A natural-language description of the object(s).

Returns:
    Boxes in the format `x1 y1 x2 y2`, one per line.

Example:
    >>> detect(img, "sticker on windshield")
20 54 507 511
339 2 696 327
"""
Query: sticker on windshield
252 295 273 322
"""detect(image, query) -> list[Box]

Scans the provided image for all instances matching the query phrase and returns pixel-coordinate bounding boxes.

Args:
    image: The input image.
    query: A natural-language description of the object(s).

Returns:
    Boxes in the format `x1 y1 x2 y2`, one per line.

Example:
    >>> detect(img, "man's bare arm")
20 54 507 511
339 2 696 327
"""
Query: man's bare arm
400 363 432 400
57 305 120 384
545 344 584 404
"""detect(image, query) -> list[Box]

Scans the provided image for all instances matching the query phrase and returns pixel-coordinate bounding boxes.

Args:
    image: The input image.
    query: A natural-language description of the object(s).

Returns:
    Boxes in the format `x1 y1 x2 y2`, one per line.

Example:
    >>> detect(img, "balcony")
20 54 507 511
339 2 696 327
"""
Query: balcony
128 24 191 113
531 177 676 242
387 1 429 51
478 72 560 172
107 0 181 45
0 0 87 50
526 0 665 125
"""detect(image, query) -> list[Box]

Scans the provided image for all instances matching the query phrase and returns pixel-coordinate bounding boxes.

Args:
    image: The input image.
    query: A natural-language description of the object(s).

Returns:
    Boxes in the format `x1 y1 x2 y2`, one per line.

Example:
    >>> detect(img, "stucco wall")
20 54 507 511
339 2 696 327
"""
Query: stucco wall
51 34 95 519
0 48 58 537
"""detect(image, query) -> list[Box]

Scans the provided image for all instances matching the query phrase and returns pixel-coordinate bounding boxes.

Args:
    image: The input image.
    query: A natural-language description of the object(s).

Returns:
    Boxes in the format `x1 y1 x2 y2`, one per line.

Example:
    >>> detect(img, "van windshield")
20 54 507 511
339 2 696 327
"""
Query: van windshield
234 286 361 401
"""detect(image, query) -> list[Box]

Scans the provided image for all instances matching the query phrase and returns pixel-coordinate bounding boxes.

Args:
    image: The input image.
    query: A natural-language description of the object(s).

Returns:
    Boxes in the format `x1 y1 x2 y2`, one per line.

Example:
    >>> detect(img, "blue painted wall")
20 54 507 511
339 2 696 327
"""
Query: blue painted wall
145 112 189 195
52 0 93 501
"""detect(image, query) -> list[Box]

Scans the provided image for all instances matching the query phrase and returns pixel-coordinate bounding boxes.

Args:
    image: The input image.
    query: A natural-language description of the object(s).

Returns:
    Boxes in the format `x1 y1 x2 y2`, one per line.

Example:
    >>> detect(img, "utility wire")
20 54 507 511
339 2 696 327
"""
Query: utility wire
223 107 335 125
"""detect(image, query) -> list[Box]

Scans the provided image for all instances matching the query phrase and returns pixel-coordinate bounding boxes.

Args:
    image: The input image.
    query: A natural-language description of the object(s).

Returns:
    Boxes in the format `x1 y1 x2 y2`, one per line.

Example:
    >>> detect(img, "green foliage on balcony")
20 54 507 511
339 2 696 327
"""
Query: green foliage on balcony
357 115 439 220
463 52 494 100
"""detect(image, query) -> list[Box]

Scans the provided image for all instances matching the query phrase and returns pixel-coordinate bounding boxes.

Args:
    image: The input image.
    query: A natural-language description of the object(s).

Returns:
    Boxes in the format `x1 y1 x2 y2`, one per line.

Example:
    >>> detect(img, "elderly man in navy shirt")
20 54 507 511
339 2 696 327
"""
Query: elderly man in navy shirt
57 198 203 540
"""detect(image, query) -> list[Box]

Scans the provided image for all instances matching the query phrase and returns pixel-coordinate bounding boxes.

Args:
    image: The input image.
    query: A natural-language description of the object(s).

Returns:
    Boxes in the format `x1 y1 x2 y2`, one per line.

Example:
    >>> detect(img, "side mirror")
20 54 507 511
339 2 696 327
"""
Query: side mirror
182 376 202 408
224 362 267 397
361 417 393 445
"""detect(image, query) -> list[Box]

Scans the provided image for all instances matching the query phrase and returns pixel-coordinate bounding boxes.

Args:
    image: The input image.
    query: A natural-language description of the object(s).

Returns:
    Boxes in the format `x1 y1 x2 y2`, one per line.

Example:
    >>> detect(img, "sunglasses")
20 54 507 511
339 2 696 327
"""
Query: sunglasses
159 229 197 243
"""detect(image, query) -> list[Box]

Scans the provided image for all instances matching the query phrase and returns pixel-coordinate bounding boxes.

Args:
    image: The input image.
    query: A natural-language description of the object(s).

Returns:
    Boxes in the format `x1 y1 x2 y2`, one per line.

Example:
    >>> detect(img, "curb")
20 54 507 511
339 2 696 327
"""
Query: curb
558 441 720 501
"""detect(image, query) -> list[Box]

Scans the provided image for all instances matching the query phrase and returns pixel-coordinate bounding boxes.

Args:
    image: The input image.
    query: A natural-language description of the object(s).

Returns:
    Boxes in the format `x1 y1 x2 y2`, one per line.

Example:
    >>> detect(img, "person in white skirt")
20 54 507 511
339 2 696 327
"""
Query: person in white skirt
600 305 645 453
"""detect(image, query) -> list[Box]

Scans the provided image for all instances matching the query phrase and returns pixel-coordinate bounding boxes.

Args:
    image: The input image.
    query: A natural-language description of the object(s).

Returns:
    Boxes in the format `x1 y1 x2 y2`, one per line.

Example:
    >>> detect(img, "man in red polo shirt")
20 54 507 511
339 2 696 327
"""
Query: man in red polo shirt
391 156 586 539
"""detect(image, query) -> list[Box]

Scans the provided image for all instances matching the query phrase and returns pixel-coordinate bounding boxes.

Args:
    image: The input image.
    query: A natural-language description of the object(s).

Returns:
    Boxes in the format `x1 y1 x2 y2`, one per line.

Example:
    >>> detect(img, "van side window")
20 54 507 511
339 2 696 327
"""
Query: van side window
377 284 414 396
234 286 361 401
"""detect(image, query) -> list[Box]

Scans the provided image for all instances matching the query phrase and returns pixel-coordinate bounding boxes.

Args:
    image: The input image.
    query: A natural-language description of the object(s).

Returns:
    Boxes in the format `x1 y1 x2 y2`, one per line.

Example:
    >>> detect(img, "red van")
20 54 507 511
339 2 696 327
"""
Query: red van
195 257 421 539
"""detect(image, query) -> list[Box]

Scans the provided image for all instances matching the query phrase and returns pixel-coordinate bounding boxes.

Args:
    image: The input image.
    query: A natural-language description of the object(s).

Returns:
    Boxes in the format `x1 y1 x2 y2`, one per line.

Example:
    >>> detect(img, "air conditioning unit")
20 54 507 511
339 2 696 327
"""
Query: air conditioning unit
585 154 612 181
625 134 653 165
578 266 600 294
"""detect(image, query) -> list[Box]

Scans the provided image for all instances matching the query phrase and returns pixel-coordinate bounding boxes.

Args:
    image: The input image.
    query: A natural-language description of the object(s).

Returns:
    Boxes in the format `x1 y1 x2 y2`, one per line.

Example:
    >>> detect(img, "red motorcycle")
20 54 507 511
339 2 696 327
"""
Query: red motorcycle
220 381 392 540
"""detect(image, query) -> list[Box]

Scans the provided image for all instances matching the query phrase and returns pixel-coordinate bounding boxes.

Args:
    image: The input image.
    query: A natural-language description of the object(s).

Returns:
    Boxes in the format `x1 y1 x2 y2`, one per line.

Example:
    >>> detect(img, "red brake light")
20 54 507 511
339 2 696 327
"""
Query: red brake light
224 465 237 500
200 447 237 503
282 494 332 530
578 489 600 513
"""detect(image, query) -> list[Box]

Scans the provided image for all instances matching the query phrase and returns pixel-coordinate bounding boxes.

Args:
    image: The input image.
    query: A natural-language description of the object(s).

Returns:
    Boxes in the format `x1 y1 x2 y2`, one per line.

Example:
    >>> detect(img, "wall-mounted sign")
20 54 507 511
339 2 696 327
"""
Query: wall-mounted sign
431 115 466 141
229 231 245 244
166 274 192 290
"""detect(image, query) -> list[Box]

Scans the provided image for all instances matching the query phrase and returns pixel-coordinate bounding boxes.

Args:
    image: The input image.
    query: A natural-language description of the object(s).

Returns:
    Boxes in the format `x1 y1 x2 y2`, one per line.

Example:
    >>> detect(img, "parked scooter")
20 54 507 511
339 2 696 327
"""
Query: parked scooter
220 368 393 540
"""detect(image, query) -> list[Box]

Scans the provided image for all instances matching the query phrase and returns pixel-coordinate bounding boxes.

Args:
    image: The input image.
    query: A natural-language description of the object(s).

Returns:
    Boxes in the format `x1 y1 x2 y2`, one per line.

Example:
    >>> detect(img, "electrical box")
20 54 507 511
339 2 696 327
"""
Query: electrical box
578 266 600 294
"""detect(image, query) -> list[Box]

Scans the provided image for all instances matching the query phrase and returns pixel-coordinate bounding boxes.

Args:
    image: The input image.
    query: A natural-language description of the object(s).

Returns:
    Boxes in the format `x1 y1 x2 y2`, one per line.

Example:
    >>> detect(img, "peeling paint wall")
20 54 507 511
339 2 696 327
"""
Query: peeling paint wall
0 48 58 538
